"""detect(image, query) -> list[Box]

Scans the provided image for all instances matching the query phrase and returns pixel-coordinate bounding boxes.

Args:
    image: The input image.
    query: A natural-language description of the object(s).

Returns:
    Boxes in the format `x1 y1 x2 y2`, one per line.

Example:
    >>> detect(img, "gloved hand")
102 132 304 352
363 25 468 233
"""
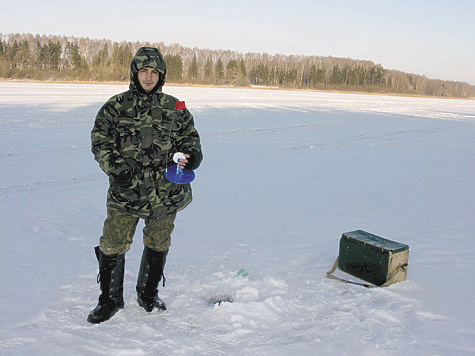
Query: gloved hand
182 152 196 170
110 165 134 187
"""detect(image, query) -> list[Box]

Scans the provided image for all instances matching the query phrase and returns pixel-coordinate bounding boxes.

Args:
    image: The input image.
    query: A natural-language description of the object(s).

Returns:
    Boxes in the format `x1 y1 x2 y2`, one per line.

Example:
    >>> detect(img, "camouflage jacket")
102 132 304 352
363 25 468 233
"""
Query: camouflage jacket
91 48 202 218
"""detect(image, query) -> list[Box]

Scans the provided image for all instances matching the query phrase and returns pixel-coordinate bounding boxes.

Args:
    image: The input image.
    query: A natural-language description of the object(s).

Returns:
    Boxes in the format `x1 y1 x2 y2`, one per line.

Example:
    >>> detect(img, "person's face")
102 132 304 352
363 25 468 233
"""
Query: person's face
137 67 160 92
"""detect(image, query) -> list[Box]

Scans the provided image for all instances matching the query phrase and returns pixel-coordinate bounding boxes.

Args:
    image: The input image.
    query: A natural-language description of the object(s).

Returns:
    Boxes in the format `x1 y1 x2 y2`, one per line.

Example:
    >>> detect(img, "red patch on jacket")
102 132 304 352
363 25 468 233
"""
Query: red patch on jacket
175 101 186 110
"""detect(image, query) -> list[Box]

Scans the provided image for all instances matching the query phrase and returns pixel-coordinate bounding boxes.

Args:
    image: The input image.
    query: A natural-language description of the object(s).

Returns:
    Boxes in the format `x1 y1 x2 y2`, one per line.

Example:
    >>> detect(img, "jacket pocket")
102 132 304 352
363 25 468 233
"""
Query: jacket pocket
167 183 190 205
118 121 138 153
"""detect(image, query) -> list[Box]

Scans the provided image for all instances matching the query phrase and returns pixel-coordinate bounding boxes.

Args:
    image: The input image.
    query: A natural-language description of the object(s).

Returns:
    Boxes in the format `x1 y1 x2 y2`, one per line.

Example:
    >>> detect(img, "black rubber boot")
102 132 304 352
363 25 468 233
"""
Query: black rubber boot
136 246 168 312
87 246 125 323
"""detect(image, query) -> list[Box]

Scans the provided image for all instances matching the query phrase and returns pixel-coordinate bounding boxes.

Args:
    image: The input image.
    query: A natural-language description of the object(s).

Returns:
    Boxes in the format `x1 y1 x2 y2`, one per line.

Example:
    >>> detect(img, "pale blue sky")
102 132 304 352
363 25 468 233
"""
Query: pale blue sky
1 0 474 84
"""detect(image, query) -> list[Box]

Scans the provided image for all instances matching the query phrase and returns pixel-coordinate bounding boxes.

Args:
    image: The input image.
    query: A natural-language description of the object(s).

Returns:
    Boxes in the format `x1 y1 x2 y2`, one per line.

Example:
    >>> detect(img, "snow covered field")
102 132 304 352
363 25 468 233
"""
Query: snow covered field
0 82 474 355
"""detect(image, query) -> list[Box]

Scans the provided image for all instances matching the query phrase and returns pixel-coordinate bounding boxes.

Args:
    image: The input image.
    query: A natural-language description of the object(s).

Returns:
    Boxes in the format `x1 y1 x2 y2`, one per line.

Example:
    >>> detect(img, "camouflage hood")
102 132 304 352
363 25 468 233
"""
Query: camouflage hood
130 47 167 93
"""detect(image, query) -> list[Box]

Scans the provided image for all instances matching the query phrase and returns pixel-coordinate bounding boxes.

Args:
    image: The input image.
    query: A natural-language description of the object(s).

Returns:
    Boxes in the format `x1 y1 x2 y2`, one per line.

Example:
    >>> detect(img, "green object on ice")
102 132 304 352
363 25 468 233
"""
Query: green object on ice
237 268 248 277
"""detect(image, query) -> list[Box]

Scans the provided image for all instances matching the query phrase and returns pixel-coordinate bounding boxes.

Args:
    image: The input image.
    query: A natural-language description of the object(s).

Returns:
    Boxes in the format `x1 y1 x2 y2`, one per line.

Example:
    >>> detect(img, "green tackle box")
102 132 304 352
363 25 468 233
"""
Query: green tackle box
337 230 409 286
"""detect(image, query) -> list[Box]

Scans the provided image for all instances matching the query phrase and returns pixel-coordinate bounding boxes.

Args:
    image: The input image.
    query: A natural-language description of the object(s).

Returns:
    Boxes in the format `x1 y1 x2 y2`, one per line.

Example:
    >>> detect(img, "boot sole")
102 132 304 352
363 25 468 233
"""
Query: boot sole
87 304 124 324
137 298 166 312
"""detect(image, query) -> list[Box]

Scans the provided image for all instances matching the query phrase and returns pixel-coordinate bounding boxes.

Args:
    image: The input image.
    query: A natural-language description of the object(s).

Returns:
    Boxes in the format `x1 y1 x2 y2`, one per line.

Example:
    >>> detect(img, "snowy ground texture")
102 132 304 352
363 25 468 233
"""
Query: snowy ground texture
1 82 474 355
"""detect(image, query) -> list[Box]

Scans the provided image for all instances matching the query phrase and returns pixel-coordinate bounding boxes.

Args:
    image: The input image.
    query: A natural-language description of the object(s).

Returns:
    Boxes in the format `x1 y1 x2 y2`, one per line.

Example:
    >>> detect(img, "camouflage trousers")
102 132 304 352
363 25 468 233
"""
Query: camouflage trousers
99 208 176 255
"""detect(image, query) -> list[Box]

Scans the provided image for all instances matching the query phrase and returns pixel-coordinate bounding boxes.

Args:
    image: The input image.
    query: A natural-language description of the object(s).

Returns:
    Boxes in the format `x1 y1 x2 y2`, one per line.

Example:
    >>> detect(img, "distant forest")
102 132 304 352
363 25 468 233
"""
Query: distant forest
1 33 474 98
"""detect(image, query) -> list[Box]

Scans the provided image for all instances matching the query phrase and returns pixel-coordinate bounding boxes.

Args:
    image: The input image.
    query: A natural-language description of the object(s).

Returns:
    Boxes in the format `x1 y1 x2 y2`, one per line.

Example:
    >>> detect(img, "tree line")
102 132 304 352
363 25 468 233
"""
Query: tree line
1 33 473 98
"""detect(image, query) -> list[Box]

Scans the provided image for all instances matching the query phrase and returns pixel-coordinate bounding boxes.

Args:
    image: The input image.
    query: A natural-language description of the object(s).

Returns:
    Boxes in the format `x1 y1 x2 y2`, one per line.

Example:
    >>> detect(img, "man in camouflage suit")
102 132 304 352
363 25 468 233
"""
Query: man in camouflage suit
87 47 203 324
